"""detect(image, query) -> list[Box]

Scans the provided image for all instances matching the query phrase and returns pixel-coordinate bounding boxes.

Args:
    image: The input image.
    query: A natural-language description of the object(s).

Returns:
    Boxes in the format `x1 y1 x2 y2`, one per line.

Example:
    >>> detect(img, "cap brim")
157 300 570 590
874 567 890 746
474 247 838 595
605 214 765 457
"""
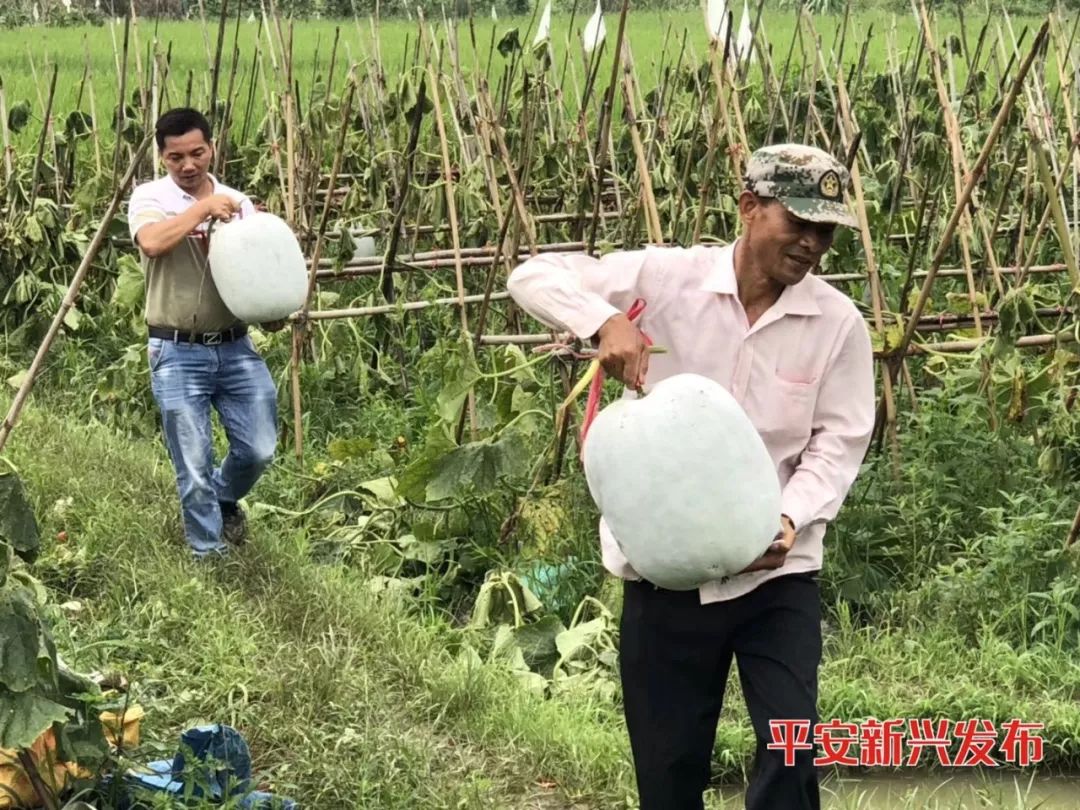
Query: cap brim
779 196 859 228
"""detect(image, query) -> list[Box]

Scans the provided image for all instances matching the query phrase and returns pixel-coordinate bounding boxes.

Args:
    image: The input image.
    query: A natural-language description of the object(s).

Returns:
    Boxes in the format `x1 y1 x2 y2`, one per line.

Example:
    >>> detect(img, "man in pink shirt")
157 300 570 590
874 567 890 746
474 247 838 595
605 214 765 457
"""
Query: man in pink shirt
507 144 876 809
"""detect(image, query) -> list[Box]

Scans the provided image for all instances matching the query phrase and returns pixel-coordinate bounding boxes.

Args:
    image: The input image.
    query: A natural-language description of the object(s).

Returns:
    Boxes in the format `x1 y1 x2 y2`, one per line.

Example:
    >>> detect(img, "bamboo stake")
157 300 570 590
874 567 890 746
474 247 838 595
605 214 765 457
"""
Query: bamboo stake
128 0 148 120
30 64 58 201
113 15 131 179
288 74 357 462
835 67 900 463
195 0 214 69
918 1 983 336
209 0 230 131
621 43 663 244
477 331 1078 356
1032 134 1080 290
478 82 537 250
0 79 13 185
419 10 476 436
296 292 512 321
586 0 632 256
84 45 103 176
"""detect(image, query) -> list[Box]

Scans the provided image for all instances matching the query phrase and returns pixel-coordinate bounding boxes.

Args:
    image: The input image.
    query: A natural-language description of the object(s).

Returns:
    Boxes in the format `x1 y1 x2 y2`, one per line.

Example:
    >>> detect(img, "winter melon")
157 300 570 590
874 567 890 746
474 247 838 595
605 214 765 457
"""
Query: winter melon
581 373 782 590
207 212 307 323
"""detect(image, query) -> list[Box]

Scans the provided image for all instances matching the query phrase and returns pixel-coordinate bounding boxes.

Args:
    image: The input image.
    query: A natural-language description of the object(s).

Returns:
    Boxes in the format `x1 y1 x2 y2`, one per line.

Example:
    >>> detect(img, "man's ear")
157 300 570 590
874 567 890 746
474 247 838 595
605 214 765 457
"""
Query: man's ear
737 190 760 222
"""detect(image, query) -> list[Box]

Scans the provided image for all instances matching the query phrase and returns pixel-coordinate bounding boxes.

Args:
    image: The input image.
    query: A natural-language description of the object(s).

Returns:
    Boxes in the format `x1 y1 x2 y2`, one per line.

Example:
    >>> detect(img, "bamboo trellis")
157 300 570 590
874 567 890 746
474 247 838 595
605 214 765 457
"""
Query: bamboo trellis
6 2 1080 535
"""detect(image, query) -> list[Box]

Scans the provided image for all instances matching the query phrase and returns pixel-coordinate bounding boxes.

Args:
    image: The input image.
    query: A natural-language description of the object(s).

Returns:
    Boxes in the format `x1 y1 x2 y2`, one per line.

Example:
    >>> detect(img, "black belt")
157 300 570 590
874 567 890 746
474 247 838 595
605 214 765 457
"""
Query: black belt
148 325 247 345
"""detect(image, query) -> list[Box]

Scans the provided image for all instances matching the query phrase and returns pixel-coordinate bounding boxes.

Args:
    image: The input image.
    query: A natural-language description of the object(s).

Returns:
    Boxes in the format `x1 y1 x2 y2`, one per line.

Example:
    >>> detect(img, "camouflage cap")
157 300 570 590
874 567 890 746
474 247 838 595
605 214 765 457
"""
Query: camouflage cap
743 144 858 228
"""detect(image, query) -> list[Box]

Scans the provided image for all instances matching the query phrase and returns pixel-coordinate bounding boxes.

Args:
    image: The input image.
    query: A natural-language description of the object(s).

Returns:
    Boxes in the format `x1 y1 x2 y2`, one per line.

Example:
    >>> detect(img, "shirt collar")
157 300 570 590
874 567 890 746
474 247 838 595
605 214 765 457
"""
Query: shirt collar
166 173 222 202
701 240 821 317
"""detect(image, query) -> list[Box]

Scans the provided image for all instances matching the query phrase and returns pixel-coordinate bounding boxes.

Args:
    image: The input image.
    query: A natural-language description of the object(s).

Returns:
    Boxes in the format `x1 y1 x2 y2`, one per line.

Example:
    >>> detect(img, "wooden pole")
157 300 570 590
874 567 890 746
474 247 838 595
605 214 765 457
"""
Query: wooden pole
835 67 901 465
420 10 477 437
288 74 357 462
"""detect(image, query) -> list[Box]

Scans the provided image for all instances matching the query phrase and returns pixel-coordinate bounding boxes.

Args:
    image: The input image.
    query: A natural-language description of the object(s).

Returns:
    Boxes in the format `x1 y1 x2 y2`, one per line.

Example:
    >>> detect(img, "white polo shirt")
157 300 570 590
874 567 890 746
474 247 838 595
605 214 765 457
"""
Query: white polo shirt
127 174 255 333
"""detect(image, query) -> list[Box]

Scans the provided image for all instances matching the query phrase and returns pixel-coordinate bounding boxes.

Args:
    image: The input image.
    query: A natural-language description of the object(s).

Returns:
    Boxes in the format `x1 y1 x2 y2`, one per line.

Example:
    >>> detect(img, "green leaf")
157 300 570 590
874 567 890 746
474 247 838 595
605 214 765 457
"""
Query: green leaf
513 668 549 697
490 623 527 669
497 28 521 57
397 534 445 565
0 590 42 692
62 306 82 332
6 370 29 391
0 472 40 560
469 571 544 629
358 476 404 509
398 72 432 127
555 617 608 664
65 110 93 137
111 254 145 313
0 689 71 750
327 437 375 461
394 426 457 503
423 433 528 502
365 574 425 599
436 372 480 425
512 615 565 674
7 100 30 133
332 229 356 274
0 541 10 585
24 215 42 244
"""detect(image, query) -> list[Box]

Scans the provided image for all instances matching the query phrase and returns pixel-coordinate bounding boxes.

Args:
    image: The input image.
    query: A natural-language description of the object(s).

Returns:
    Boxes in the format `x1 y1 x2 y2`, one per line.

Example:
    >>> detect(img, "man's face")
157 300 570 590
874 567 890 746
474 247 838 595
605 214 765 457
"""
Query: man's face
160 129 213 194
739 192 837 287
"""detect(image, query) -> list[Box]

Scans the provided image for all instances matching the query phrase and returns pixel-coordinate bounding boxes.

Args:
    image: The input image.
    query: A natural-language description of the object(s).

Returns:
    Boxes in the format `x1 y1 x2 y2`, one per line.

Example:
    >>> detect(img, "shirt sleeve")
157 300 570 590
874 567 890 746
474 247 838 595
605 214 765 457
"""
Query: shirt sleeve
780 314 876 532
127 183 166 241
506 249 653 339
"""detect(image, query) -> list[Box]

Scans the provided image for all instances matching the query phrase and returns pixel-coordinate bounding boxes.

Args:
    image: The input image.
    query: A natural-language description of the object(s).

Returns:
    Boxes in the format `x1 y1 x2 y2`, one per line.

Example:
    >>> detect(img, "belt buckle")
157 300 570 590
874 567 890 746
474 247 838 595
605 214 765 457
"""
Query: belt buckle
204 331 223 345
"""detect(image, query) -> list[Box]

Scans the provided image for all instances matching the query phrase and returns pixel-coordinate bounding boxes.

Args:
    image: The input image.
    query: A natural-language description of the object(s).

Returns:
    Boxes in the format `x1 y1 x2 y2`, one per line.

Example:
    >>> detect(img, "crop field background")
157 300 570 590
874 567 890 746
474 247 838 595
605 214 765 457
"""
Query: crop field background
3 0 1080 808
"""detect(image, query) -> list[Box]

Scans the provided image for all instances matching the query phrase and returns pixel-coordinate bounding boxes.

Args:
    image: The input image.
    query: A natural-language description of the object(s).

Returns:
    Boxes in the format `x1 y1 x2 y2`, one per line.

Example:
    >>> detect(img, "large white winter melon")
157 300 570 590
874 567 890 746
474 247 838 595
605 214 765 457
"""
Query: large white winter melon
582 373 782 590
207 212 308 323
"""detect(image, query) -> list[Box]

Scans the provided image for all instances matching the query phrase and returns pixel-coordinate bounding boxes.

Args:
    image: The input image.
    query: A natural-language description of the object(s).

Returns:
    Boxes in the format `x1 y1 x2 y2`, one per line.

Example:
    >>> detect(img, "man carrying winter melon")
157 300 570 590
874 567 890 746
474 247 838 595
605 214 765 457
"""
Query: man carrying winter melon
507 144 875 809
126 108 283 560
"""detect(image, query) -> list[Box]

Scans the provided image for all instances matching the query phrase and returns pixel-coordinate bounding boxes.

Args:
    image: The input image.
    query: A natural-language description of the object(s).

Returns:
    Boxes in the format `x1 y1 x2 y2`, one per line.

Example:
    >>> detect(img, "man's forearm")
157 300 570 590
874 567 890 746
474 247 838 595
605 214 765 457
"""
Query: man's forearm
135 201 209 258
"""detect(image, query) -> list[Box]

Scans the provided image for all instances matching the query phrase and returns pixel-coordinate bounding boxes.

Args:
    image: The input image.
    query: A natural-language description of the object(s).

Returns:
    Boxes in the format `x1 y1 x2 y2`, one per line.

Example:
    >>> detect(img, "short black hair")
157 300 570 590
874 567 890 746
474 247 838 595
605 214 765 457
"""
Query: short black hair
154 108 212 151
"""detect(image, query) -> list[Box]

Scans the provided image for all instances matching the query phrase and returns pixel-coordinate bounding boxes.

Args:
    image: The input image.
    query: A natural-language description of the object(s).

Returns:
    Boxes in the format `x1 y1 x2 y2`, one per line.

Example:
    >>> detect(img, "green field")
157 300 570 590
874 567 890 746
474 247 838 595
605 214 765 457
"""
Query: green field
0 7 1048 150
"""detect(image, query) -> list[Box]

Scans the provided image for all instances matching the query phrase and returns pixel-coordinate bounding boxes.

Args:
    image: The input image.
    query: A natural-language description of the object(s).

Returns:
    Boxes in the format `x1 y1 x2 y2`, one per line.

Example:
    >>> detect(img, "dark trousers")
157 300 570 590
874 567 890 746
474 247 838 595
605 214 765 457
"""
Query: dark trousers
619 573 823 810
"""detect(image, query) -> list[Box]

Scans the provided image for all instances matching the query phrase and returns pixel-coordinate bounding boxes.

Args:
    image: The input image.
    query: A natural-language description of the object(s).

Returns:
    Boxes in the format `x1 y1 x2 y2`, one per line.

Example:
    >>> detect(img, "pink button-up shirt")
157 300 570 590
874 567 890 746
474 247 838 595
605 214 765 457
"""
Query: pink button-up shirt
507 241 876 604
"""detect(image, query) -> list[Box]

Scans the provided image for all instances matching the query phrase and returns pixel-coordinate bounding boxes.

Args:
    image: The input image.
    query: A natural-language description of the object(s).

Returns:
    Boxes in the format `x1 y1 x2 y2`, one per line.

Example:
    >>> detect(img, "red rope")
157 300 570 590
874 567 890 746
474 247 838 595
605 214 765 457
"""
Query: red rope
579 298 651 457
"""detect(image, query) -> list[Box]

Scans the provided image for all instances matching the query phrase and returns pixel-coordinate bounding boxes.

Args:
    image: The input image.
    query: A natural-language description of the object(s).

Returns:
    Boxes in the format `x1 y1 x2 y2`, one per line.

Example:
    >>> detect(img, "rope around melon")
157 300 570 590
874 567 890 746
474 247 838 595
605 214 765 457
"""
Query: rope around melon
555 298 661 461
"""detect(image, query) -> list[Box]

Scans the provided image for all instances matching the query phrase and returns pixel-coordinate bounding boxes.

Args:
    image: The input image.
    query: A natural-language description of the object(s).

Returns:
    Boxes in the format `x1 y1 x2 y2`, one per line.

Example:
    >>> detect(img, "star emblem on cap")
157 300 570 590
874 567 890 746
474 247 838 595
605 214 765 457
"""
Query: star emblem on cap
819 170 841 199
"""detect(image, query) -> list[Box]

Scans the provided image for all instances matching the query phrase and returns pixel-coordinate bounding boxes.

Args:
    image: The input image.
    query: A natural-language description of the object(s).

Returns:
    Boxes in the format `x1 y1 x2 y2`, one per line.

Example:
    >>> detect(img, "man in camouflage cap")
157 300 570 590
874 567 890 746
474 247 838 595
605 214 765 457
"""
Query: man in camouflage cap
507 142 875 809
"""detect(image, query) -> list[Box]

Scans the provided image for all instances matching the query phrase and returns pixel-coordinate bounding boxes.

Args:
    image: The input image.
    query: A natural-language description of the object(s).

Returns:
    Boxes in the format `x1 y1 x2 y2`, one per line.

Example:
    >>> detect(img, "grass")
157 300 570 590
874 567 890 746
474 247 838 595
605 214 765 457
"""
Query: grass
0 7 1051 153
3 389 1080 808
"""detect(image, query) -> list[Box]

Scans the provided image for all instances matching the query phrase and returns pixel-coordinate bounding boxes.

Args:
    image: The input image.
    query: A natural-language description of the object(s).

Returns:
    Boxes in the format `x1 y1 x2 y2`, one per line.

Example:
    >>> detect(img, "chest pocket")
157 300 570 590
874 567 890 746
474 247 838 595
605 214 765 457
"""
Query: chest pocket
754 371 820 450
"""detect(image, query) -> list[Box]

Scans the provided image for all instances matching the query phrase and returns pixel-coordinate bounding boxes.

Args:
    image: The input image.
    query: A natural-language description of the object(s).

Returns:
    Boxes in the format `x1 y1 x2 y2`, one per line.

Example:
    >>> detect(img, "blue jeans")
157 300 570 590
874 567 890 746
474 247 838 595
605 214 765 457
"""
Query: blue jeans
148 335 278 557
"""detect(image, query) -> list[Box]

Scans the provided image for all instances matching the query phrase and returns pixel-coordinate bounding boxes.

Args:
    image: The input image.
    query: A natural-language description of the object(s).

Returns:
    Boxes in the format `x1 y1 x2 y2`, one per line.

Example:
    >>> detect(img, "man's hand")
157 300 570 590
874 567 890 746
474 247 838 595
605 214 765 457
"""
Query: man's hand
596 313 651 388
739 515 796 574
203 193 240 222
260 319 287 332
